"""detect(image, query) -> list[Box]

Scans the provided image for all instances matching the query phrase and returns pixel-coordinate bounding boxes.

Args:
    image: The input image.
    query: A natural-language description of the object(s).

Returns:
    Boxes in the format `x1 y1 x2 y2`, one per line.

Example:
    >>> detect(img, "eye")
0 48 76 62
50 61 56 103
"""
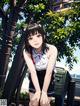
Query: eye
28 37 33 40
37 34 41 37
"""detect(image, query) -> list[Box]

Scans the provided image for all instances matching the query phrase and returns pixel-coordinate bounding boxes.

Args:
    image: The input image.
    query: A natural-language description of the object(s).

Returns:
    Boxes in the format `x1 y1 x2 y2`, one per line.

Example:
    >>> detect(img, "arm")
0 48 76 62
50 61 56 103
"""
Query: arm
42 45 58 93
23 49 41 92
40 45 58 105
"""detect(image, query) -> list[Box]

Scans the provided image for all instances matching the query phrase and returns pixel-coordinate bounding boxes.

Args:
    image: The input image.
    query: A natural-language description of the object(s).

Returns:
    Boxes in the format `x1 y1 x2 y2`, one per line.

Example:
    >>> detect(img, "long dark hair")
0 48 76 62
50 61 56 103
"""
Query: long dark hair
25 23 48 54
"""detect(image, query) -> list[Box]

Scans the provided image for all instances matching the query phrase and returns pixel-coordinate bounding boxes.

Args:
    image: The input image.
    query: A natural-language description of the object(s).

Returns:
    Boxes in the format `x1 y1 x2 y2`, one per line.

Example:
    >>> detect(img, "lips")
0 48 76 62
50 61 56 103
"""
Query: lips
34 43 39 45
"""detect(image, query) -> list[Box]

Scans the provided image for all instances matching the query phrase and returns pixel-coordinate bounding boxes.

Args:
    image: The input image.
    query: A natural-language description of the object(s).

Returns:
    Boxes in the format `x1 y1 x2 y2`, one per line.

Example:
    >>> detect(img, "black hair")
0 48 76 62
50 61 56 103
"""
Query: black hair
25 23 49 54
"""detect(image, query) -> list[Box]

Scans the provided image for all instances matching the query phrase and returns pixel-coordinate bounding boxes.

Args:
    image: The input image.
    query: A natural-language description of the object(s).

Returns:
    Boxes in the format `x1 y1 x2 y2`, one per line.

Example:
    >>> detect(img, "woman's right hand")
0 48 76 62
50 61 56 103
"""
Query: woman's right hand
30 91 41 106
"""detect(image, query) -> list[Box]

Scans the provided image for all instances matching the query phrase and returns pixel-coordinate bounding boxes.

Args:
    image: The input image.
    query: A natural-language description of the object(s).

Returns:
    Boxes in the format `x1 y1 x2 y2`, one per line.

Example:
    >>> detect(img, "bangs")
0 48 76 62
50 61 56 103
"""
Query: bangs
27 29 40 38
26 24 46 38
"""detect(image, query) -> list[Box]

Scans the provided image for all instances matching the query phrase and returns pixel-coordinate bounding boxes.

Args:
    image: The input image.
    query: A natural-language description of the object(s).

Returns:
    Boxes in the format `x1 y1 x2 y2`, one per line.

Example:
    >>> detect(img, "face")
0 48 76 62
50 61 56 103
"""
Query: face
28 31 43 51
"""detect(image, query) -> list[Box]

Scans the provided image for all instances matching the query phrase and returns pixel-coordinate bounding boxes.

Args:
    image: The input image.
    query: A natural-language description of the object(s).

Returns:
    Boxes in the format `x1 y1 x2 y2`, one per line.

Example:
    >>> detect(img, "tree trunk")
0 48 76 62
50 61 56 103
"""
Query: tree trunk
0 0 27 88
0 8 19 88
0 14 8 88
2 31 26 105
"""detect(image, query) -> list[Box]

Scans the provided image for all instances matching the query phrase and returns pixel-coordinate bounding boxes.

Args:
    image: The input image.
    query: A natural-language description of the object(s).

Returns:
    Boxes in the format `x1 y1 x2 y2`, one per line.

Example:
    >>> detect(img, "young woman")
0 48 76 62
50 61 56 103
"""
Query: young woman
23 23 58 106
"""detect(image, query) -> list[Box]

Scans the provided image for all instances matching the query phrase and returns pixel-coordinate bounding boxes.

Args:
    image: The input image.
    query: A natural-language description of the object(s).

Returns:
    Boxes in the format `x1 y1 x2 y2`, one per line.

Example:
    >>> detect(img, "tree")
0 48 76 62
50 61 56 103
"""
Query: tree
40 2 80 69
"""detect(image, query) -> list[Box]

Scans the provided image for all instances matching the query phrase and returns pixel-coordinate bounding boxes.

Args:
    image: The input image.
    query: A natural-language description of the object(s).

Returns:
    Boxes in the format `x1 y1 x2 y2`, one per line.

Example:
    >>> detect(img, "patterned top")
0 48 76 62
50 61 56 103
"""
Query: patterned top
32 49 48 71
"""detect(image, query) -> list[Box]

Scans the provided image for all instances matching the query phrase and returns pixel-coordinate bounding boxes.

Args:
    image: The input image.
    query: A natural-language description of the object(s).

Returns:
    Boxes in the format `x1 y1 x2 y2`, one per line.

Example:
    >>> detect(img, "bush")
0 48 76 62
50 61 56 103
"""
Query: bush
19 92 29 100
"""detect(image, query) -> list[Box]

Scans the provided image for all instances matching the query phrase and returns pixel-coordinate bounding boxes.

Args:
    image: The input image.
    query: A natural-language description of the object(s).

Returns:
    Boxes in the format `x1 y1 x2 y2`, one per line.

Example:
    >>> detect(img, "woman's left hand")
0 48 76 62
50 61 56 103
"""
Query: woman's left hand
40 90 50 106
